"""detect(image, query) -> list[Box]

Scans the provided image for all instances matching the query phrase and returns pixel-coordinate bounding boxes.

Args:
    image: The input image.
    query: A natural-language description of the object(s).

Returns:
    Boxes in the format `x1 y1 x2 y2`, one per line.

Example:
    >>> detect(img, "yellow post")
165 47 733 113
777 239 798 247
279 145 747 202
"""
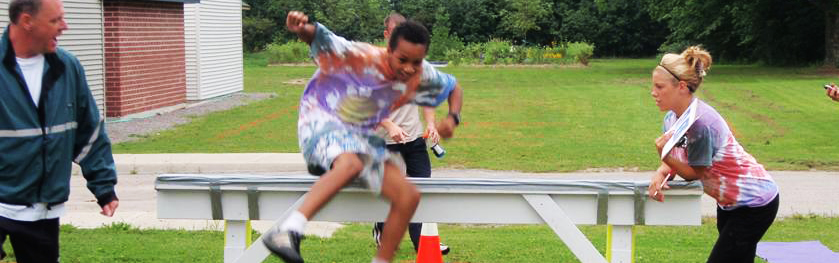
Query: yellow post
606 224 613 262
606 225 635 263
224 220 254 247
245 220 253 247
631 225 635 263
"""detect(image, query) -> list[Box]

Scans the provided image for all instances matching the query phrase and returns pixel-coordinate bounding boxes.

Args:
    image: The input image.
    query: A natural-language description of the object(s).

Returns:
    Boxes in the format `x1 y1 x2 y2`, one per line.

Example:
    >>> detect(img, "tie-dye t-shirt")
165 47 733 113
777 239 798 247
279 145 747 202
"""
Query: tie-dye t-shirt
663 99 778 209
297 23 456 191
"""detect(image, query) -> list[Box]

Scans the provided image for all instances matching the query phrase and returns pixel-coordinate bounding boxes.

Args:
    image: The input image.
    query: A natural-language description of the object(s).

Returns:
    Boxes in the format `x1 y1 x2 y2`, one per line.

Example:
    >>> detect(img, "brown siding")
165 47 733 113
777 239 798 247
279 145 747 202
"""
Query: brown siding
104 0 186 117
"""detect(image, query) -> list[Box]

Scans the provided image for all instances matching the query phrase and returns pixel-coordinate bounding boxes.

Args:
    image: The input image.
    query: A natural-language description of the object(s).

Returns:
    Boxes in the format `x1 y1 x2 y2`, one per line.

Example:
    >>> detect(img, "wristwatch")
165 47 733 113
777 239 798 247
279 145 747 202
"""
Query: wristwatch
448 112 461 126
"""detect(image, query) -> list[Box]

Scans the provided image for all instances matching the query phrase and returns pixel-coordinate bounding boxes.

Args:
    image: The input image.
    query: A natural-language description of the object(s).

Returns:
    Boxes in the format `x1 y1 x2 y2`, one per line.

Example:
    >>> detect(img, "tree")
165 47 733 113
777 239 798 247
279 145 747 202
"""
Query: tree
242 16 275 52
242 0 313 48
312 0 389 42
443 0 501 44
646 0 824 65
808 0 839 67
499 0 552 42
427 7 464 60
393 0 441 26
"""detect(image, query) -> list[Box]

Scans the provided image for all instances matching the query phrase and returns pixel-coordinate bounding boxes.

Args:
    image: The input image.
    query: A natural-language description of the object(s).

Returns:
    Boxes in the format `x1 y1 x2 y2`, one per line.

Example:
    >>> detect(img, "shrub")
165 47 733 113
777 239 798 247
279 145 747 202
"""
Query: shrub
423 40 594 66
483 39 513 65
266 41 310 64
242 17 275 52
510 46 529 64
566 42 595 66
445 49 464 66
462 42 486 63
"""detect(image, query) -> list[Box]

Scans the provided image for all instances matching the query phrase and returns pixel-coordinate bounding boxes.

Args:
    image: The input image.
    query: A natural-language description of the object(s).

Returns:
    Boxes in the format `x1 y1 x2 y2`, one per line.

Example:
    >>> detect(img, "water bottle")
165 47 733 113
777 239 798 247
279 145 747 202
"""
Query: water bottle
430 143 446 158
423 130 445 158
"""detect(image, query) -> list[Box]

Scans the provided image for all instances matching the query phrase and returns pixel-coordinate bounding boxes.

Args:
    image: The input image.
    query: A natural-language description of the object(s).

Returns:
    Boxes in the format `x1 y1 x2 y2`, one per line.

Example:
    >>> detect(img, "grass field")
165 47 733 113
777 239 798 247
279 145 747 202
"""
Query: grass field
1 216 836 262
113 54 839 172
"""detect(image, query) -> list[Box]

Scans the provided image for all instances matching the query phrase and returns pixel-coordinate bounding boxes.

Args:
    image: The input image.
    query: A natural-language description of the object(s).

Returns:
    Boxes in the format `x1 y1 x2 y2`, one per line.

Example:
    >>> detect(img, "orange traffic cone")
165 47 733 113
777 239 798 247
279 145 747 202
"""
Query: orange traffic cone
416 223 443 263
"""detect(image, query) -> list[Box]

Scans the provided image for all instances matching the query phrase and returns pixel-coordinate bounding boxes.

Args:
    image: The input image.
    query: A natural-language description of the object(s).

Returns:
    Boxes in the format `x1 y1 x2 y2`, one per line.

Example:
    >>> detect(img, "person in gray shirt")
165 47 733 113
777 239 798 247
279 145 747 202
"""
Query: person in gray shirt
373 12 450 255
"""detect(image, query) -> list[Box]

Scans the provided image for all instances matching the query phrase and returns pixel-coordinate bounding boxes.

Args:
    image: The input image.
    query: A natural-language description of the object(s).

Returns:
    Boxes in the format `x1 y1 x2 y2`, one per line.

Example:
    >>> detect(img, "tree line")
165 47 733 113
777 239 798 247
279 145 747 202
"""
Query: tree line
243 0 837 66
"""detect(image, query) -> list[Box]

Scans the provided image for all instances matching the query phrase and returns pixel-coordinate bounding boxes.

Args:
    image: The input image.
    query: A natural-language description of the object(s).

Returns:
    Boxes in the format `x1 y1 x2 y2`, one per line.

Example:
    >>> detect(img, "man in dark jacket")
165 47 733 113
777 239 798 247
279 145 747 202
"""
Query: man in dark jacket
0 0 119 261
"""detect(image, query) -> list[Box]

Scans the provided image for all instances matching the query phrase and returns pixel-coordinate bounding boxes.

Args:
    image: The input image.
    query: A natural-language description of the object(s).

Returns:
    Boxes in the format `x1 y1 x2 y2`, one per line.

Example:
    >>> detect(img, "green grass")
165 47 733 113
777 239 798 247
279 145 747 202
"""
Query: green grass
2 217 837 262
113 57 839 172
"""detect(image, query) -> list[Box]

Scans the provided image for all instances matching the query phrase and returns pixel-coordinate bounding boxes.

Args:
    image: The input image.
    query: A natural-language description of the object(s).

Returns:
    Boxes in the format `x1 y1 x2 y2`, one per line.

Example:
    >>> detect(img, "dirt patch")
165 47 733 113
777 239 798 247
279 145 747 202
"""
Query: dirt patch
457 63 587 69
212 104 298 140
701 88 787 139
269 63 316 67
813 66 839 76
283 78 309 85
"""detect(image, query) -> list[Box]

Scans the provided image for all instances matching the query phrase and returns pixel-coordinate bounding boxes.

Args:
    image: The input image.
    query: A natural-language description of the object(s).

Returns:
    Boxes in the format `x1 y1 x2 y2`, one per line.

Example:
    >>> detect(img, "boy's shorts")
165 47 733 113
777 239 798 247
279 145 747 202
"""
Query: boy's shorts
300 122 405 195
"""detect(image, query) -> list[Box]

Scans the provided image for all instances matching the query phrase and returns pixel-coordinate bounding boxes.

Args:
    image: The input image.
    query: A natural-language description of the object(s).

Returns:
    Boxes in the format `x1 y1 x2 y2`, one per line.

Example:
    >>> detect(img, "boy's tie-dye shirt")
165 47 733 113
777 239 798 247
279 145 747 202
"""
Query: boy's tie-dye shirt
297 23 456 192
663 99 778 209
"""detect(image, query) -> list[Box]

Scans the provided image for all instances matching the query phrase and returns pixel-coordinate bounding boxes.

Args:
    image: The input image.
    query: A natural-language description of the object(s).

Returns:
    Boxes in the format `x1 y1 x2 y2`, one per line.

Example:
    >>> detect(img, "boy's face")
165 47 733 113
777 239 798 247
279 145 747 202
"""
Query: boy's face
387 38 426 81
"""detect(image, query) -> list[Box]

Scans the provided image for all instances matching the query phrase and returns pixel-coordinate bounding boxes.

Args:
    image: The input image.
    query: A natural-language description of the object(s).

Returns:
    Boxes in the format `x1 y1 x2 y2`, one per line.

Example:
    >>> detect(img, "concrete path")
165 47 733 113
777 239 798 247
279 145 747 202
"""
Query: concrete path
62 153 839 238
65 170 342 238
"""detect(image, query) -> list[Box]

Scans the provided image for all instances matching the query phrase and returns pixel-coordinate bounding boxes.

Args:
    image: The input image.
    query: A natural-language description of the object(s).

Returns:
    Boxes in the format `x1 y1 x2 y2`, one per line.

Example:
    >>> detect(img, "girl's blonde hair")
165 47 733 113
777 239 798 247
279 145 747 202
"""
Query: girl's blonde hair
657 46 713 92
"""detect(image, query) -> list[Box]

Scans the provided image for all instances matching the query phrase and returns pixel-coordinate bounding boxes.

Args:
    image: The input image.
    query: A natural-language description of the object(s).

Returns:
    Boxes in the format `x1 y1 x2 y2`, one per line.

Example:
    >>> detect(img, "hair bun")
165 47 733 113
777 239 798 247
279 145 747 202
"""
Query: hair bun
682 46 712 77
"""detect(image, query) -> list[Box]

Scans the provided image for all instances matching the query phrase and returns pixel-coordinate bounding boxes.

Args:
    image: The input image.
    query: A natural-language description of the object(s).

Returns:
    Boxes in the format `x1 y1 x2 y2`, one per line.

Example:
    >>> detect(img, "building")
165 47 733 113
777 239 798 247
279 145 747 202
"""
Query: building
0 0 244 118
184 0 243 101
1 0 108 112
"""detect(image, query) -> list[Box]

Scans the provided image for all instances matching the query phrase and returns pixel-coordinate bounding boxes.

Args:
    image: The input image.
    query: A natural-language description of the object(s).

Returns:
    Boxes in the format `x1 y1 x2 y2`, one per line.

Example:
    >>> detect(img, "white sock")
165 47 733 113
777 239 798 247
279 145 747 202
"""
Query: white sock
279 210 308 233
371 257 389 263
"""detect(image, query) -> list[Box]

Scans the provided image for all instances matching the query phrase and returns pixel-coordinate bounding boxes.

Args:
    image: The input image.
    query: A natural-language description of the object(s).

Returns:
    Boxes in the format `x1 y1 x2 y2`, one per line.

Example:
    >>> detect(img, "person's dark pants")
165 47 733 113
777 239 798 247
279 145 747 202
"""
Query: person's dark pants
376 137 430 251
707 194 779 263
0 216 60 263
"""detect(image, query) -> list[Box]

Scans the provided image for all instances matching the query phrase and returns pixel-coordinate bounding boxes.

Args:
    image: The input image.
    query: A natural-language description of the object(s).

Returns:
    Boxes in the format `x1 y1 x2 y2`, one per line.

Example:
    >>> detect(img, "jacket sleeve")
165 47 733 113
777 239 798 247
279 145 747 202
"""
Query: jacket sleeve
71 59 118 207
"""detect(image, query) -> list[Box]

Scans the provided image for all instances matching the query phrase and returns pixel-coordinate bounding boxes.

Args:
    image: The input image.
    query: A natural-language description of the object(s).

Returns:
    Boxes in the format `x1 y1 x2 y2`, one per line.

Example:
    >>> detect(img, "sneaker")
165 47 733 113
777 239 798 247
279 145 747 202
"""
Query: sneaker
372 224 383 248
263 228 305 263
440 243 451 255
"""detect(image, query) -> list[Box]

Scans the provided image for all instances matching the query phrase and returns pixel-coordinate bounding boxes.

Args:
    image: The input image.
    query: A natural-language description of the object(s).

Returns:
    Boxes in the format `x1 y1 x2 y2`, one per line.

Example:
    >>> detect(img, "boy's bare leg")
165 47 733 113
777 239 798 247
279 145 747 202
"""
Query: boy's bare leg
375 161 421 261
264 153 365 263
298 153 364 218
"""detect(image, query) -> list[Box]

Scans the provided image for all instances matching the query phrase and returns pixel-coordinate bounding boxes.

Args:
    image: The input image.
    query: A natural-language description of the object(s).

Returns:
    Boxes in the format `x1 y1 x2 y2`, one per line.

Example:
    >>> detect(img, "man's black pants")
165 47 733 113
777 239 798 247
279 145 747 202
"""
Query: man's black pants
0 216 59 263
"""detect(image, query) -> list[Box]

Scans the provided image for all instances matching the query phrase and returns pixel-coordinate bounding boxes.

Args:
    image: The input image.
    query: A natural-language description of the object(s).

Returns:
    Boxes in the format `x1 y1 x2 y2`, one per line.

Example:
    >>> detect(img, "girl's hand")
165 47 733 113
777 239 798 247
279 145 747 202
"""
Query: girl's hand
655 131 673 156
648 171 671 202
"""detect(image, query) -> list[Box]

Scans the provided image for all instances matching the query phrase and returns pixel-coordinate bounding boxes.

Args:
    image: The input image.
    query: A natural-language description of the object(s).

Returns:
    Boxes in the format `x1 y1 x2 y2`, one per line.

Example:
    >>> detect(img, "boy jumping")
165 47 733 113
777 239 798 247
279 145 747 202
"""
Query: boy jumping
262 11 463 263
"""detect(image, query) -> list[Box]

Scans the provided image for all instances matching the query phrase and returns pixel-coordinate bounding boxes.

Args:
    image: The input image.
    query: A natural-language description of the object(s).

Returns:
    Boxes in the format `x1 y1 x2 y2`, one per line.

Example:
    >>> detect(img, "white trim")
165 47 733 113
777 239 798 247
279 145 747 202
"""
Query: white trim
0 121 78 137
73 120 101 163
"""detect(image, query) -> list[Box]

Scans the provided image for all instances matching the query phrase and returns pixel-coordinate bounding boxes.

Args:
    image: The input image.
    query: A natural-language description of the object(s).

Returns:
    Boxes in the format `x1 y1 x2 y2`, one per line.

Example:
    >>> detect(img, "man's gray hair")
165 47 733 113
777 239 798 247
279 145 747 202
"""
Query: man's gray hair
8 0 43 24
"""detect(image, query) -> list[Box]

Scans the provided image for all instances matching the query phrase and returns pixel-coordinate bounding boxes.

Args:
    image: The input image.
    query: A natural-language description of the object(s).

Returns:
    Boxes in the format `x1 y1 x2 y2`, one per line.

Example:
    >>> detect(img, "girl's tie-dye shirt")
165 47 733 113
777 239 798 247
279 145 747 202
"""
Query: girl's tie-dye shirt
296 23 456 191
663 99 778 209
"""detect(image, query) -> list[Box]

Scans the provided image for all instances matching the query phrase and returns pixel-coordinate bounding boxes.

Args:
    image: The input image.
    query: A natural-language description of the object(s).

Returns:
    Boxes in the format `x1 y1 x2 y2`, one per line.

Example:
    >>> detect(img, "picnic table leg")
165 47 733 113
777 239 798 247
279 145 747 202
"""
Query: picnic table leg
235 193 307 263
523 194 608 263
607 225 634 263
225 220 249 263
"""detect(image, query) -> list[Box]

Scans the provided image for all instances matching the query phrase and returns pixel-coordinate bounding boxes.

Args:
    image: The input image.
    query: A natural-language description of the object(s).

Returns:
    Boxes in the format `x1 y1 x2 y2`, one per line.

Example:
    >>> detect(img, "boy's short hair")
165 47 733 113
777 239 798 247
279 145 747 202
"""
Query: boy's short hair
387 20 430 53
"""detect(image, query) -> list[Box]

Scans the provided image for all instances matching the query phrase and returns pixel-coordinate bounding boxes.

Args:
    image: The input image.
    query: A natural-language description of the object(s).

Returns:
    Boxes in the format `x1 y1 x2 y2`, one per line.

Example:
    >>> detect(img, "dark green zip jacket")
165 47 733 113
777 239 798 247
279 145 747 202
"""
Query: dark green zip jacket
0 27 117 207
